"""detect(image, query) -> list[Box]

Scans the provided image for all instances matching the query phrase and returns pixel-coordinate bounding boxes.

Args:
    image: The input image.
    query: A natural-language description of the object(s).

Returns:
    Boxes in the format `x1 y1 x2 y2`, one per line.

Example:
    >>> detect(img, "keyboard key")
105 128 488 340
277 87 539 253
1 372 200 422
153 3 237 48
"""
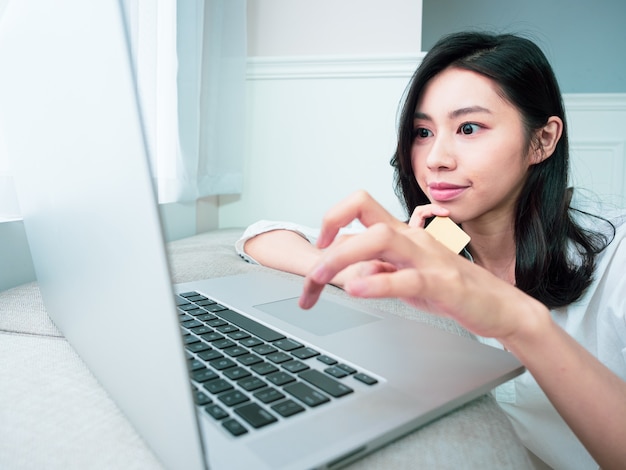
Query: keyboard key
238 376 266 392
205 303 228 313
215 323 236 332
179 303 201 311
190 325 212 336
337 364 357 375
254 387 285 404
188 359 205 371
205 403 228 419
194 390 212 406
271 399 305 418
251 362 278 376
186 342 211 354
237 353 263 366
266 352 291 364
240 337 263 348
192 368 219 383
222 418 248 436
266 371 296 386
235 402 278 429
183 334 200 345
354 373 378 385
213 339 236 350
178 292 198 298
273 338 303 351
317 355 338 365
218 390 249 407
224 346 249 358
209 357 236 370
325 366 349 379
197 313 217 322
282 360 309 374
291 347 320 360
252 344 277 356
299 370 353 398
284 382 330 407
197 349 223 361
223 367 251 381
204 379 233 395
201 332 224 342
215 309 285 342
228 330 251 341
195 299 216 307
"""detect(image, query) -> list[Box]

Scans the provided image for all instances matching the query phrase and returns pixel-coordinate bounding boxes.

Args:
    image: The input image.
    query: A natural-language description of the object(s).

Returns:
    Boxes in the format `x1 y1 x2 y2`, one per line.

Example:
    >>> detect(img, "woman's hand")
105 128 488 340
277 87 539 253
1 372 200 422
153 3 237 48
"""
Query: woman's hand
408 203 450 228
300 192 626 468
299 191 530 341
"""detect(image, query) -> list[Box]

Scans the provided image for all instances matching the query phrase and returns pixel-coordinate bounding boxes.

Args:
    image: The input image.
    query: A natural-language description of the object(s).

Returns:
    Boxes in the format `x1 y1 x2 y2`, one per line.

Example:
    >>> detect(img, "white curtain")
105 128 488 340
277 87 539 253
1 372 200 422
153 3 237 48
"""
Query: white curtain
0 0 245 218
124 0 246 203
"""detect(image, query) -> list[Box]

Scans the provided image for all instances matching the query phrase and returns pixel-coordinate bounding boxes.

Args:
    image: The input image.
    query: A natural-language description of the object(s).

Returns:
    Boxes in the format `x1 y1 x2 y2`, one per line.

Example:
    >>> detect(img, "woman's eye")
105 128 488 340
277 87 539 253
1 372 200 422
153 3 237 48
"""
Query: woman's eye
459 123 480 135
414 127 433 139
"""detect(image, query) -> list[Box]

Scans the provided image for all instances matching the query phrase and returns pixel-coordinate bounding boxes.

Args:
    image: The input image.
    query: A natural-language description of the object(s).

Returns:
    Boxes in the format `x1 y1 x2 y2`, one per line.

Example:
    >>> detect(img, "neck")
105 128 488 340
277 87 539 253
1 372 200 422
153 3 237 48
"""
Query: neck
463 218 517 285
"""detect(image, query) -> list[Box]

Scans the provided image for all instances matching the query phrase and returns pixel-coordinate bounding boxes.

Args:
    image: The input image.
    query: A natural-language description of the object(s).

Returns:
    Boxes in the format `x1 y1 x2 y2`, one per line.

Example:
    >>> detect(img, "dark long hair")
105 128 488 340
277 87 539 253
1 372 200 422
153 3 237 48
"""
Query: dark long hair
391 31 613 308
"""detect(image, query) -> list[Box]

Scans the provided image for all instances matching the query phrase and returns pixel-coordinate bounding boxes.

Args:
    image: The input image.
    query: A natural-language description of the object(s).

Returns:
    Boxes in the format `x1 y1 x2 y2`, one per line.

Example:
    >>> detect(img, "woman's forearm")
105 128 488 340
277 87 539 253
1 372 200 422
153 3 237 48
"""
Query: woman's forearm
244 230 322 278
502 298 626 470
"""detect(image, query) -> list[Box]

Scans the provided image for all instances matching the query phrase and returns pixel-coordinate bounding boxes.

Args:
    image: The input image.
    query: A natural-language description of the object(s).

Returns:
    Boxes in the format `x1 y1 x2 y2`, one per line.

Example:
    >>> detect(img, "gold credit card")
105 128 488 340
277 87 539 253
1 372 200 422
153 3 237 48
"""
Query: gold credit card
425 216 471 254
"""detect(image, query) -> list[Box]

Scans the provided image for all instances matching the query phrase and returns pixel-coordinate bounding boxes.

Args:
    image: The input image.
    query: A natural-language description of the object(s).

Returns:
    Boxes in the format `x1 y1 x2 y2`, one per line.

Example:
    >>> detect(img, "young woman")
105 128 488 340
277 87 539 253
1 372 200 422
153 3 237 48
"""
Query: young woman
237 32 626 469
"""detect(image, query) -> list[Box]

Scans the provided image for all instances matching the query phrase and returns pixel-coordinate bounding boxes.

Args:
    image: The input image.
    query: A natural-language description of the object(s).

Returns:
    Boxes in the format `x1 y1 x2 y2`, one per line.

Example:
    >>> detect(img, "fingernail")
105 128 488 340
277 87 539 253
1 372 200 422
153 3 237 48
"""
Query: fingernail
298 295 311 309
345 279 366 296
311 264 327 283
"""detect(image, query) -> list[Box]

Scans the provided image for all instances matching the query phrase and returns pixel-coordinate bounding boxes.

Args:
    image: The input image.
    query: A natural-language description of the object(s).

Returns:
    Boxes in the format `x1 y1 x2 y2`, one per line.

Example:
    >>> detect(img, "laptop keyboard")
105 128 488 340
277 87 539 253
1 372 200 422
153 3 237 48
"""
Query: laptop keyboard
177 291 379 437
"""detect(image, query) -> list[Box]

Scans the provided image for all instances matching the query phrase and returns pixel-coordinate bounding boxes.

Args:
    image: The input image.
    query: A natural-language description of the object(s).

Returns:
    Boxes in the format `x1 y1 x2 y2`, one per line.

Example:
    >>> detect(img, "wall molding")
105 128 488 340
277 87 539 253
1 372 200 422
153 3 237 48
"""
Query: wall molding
563 93 626 111
246 56 626 110
569 140 625 194
246 54 425 80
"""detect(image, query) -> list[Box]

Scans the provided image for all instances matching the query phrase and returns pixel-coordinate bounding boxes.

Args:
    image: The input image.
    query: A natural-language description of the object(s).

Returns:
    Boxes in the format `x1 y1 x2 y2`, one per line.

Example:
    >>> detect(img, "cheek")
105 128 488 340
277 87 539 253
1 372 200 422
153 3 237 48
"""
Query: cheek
410 148 428 190
410 142 429 173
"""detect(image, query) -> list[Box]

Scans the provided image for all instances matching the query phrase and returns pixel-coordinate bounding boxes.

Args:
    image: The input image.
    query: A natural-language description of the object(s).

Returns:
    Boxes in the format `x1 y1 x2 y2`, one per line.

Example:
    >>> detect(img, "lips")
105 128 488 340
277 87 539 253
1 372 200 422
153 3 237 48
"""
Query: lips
428 182 468 202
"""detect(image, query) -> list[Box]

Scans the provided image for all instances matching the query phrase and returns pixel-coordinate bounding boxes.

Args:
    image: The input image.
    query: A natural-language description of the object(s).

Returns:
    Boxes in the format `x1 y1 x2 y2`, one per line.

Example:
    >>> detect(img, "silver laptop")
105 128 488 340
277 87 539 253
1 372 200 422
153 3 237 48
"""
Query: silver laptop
0 1 524 469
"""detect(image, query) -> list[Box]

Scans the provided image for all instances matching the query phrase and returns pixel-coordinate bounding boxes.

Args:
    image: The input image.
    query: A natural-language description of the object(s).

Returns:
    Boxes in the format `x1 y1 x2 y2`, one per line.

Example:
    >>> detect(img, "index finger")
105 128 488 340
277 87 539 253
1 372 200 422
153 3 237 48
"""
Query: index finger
316 190 406 248
300 223 418 309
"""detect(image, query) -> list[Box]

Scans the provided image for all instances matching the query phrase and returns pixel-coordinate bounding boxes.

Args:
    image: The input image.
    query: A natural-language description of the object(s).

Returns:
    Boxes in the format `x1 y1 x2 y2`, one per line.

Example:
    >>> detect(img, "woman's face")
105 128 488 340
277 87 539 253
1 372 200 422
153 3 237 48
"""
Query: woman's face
411 67 533 227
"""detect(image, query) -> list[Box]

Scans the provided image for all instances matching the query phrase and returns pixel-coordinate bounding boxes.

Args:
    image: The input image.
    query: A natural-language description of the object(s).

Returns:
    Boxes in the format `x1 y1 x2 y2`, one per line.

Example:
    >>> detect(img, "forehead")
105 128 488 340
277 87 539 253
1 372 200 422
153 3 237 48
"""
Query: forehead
416 67 513 116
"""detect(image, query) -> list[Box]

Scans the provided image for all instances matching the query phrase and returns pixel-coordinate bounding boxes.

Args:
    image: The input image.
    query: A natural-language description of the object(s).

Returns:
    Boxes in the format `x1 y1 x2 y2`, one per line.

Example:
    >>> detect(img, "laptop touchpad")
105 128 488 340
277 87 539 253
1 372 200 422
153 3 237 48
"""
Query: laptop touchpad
255 297 381 336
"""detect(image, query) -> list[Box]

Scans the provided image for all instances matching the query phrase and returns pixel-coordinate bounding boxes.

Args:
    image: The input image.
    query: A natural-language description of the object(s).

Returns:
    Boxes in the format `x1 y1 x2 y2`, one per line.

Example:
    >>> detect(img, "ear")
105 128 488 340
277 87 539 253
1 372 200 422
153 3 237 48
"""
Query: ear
530 116 563 164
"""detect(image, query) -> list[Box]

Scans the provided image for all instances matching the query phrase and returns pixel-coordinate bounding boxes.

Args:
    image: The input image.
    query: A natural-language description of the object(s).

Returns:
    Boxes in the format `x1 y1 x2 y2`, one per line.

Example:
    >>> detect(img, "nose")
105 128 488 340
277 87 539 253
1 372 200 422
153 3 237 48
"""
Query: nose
425 135 456 171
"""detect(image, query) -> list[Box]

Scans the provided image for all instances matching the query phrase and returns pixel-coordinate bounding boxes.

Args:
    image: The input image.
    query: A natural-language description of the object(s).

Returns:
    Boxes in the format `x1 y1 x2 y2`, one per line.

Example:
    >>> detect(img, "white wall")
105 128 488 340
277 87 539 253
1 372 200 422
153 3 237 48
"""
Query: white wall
566 95 626 208
247 0 422 57
219 55 421 228
219 0 424 228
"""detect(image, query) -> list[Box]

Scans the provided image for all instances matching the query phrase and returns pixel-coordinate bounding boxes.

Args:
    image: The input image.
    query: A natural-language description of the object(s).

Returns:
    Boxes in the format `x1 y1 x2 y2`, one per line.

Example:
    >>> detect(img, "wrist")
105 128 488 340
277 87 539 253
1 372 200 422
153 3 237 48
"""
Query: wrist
498 295 553 355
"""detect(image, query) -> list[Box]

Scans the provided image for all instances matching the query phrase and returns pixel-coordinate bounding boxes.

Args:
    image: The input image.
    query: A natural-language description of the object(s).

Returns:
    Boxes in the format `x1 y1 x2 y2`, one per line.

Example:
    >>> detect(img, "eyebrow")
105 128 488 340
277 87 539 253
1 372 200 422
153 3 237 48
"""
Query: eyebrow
414 106 492 121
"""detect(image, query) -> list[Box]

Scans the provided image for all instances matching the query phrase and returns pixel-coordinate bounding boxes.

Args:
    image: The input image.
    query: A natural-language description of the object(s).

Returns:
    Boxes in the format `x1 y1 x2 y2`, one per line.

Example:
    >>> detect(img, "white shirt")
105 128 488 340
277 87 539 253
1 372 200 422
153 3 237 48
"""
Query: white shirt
235 219 364 264
236 214 626 469
479 213 626 470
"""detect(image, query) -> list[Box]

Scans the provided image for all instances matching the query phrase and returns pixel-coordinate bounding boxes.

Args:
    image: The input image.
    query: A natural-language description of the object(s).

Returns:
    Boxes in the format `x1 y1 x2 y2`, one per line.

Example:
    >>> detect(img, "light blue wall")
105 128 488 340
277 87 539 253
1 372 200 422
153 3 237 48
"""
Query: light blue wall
422 0 626 93
0 220 35 291
0 205 200 292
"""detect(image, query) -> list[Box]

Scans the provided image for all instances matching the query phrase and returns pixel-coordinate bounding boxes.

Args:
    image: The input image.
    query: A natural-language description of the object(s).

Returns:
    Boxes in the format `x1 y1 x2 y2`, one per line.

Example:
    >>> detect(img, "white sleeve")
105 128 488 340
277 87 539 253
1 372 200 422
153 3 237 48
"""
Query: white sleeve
235 220 320 264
